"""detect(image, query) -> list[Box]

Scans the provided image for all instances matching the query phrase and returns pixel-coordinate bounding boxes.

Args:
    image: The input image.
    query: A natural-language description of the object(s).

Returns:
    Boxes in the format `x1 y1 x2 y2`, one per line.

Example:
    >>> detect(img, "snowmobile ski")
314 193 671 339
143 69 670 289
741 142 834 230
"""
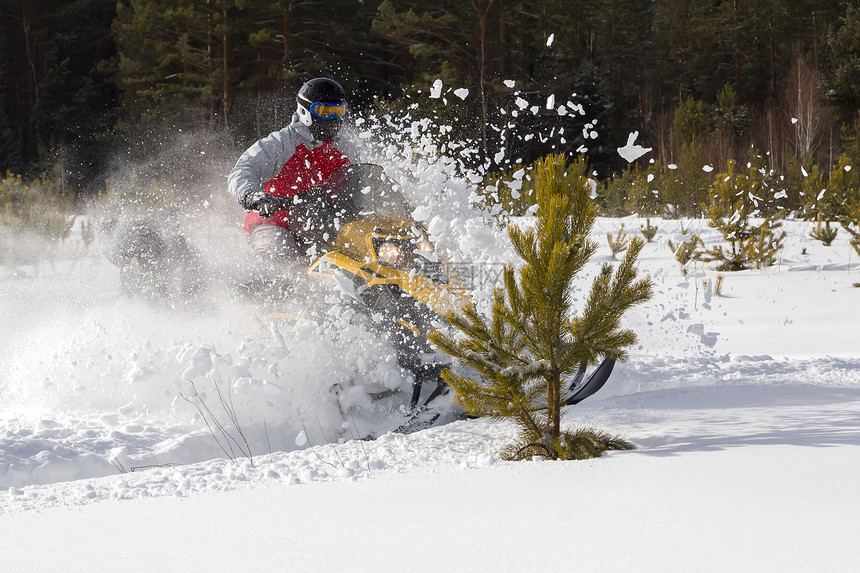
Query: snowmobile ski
565 357 616 405
394 409 443 435
394 377 456 434
399 358 616 433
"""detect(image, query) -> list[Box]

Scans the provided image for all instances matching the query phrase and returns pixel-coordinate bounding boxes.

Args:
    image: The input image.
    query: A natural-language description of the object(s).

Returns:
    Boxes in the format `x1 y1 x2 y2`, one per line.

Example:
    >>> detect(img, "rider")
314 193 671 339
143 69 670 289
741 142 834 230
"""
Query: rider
227 77 358 260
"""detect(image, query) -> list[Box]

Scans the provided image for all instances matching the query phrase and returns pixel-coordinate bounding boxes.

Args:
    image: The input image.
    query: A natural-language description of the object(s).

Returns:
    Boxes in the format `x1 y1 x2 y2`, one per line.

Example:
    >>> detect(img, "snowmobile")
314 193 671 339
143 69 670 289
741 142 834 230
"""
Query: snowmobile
259 163 617 435
266 163 472 432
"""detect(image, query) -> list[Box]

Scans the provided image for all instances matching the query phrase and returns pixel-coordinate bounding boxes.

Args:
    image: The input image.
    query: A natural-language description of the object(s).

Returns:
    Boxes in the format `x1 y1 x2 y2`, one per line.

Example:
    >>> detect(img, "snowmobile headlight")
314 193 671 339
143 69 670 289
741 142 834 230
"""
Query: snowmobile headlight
416 239 435 254
376 241 404 266
413 238 440 263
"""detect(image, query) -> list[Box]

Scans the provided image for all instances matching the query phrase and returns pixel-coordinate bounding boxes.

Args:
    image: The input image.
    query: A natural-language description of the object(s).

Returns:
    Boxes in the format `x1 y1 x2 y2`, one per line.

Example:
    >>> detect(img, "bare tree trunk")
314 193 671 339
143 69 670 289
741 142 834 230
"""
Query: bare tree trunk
545 364 561 452
766 107 777 171
473 0 496 167
733 0 743 103
769 17 776 100
207 0 216 131
22 2 39 161
812 11 819 70
256 51 262 138
785 53 829 165
221 0 229 129
282 0 291 69
497 0 504 77
280 0 293 128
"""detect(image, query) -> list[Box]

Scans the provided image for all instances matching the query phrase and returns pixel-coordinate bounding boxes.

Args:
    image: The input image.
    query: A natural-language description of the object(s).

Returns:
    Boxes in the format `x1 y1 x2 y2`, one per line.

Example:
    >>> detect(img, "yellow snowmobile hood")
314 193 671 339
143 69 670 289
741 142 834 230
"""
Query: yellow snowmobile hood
309 216 470 317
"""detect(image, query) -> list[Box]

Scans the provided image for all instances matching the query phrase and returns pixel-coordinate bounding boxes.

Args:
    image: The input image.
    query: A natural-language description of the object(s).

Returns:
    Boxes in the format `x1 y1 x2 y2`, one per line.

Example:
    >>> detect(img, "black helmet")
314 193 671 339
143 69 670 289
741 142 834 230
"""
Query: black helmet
296 78 348 142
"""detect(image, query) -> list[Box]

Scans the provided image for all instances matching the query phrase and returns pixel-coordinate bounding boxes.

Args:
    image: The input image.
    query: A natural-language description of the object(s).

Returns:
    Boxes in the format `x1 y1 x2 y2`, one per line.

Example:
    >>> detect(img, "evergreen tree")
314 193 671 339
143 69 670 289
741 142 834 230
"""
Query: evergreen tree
109 0 219 129
429 154 652 461
4 0 860 195
836 186 860 259
809 155 856 221
0 0 117 186
798 162 829 218
673 96 715 144
588 0 655 133
823 3 860 120
700 158 787 271
372 0 506 165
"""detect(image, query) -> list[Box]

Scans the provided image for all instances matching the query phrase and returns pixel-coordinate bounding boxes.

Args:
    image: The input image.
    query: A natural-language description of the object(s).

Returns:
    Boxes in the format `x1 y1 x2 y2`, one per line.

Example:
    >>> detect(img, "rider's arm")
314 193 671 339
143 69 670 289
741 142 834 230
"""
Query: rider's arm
227 125 302 206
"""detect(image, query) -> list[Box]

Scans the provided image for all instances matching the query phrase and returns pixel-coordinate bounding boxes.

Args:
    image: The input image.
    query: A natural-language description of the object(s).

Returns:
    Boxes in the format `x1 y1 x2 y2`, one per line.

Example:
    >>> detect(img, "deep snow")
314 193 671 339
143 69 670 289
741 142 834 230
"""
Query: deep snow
3 212 859 571
2 112 860 569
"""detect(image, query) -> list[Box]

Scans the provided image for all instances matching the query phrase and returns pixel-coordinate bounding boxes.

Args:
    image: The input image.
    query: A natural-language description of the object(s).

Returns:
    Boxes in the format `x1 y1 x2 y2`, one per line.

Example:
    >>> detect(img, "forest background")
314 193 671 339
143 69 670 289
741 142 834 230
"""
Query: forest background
3 0 860 224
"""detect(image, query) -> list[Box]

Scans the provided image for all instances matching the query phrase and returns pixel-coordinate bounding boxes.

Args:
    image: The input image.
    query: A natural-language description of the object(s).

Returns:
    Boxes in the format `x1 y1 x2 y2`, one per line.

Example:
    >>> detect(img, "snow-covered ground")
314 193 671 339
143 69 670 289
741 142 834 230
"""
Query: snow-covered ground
2 187 859 570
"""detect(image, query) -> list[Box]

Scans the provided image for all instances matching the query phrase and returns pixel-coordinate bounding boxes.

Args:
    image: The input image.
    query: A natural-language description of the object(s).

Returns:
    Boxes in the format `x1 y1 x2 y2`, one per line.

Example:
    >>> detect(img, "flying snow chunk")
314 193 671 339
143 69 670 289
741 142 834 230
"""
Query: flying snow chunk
412 205 432 221
801 166 808 177
515 97 529 110
109 447 133 473
546 94 556 109
430 79 443 99
181 347 213 382
295 431 308 447
586 178 598 200
454 88 469 100
547 33 555 47
504 79 516 88
617 131 652 163
334 271 362 302
791 117 799 124
702 165 714 173
294 320 315 342
845 165 853 172
668 164 678 170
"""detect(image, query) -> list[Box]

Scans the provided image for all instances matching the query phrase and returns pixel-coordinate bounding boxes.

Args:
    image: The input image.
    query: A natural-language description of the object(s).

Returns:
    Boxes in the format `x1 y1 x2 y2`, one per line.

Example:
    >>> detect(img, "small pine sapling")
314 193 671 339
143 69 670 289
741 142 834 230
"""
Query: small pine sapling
640 217 658 242
666 224 703 276
428 154 652 461
699 159 786 271
744 221 786 269
607 224 630 258
835 181 860 260
714 274 725 296
809 216 839 246
821 155 859 231
799 163 828 219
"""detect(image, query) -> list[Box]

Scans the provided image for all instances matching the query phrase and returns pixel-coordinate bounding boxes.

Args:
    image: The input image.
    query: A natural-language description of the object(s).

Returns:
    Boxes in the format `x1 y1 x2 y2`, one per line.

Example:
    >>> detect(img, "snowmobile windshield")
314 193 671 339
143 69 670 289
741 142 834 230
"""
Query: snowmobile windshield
321 164 413 223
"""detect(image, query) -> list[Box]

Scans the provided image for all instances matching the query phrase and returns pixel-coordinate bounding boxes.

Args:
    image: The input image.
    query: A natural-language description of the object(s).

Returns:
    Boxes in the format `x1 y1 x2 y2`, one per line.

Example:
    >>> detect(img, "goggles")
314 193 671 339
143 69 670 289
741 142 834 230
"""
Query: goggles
300 95 348 120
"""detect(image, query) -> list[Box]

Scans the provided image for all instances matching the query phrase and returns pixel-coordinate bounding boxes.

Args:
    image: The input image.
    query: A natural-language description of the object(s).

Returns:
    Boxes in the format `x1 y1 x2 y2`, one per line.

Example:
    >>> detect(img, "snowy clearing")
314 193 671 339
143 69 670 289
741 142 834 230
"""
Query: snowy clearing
2 210 859 570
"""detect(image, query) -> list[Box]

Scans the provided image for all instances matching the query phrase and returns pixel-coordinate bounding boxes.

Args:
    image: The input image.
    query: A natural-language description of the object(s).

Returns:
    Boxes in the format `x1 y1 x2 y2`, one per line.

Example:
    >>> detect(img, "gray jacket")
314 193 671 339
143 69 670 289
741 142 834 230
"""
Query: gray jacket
227 114 360 204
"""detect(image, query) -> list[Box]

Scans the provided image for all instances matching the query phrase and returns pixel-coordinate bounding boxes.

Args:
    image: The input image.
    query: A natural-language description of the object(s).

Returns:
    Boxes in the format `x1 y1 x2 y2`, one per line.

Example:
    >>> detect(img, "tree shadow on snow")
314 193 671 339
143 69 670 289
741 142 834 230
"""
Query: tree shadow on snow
595 385 860 455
